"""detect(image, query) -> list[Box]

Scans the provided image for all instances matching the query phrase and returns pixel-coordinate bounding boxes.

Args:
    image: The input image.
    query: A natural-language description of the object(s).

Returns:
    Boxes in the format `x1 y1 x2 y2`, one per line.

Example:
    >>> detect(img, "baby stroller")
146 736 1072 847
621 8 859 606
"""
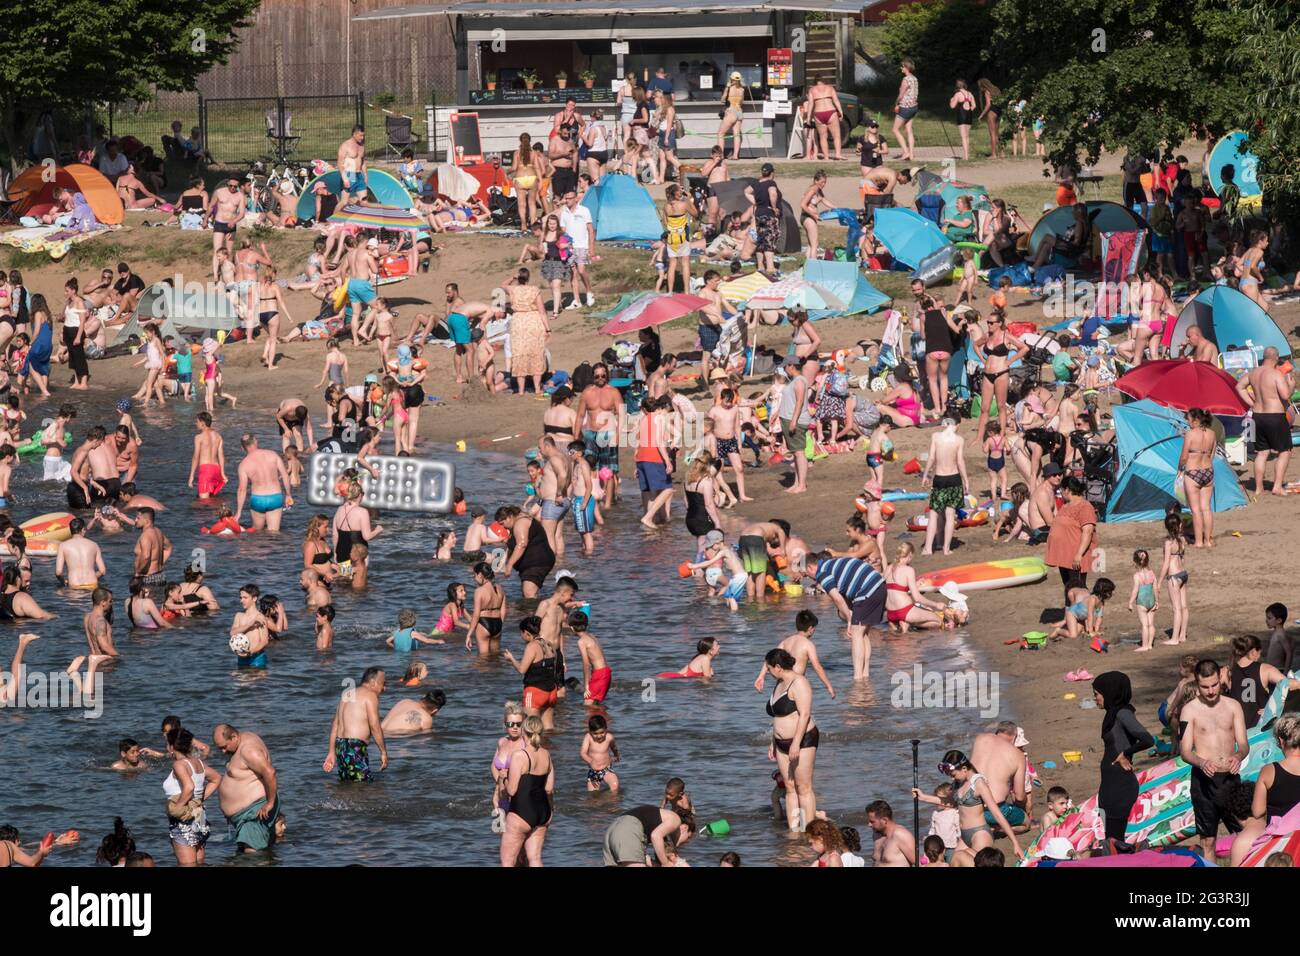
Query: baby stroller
488 188 520 227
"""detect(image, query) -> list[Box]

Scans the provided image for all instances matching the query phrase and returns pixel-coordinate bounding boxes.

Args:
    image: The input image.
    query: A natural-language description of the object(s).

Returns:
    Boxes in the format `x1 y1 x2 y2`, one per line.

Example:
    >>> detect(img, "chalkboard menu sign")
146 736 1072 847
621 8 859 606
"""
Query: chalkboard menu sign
468 87 616 106
448 112 483 164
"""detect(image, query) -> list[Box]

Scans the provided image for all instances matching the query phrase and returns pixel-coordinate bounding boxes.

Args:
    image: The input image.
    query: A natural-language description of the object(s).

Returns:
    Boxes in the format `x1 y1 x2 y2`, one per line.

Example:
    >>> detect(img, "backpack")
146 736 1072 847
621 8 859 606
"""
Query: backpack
571 361 594 394
827 369 850 398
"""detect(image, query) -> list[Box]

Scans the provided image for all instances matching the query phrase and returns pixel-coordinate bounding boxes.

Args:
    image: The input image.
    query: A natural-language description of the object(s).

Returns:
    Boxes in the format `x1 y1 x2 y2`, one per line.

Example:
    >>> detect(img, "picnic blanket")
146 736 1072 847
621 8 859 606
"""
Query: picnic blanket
0 224 117 260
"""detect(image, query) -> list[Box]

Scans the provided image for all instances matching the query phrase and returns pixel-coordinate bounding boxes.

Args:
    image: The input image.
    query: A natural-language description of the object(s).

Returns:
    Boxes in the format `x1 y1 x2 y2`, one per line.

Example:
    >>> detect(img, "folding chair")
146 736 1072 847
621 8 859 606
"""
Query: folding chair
384 115 420 160
265 110 301 161
0 168 18 225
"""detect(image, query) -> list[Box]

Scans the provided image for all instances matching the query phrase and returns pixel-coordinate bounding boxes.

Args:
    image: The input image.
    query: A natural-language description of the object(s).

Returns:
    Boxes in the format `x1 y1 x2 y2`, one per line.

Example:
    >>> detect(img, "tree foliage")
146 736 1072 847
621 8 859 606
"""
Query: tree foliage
878 0 996 95
1232 0 1300 223
0 0 259 166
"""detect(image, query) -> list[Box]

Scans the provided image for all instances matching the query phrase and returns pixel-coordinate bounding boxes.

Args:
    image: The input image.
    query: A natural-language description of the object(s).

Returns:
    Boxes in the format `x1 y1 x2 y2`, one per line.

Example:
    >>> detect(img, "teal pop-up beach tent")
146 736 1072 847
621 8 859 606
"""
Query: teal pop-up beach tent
800 259 891 316
295 168 414 221
1160 284 1290 359
582 174 661 241
1105 399 1248 523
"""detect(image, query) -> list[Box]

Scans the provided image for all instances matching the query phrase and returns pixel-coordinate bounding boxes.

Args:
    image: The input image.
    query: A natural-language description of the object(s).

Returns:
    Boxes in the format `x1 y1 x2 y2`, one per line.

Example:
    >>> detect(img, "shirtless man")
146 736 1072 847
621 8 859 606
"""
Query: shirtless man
536 435 571 561
537 576 579 699
548 124 578 204
754 609 835 698
345 238 381 343
55 517 105 590
324 667 388 782
1056 386 1082 461
697 271 730 387
380 690 446 736
970 721 1028 824
337 126 368 204
1180 660 1250 856
566 440 597 556
646 352 675 401
117 483 165 513
1029 463 1062 541
132 508 172 590
702 147 730 226
187 412 227 500
737 520 787 599
274 399 314 454
82 588 118 658
214 724 282 853
920 419 969 556
235 434 293 532
866 800 916 867
112 425 138 484
1184 326 1219 365
67 427 117 510
204 176 245 271
1238 346 1294 495
574 363 626 509
707 388 755 502
862 166 911 216
408 298 503 347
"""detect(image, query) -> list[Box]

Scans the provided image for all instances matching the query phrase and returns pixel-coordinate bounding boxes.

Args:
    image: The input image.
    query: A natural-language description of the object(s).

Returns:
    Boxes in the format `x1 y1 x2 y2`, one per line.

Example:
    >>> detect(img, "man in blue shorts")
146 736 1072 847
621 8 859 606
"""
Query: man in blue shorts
337 126 368 203
576 362 626 510
234 434 293 532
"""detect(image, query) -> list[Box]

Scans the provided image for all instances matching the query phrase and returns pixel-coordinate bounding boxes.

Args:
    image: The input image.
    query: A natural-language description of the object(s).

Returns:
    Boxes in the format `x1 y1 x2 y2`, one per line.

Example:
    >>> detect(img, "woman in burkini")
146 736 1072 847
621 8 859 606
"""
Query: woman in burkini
1093 672 1154 847
490 702 528 821
764 648 819 832
162 727 220 866
974 310 1029 444
498 715 553 867
503 615 561 730
1157 512 1189 645
1128 549 1159 652
716 71 747 160
510 132 541 228
940 749 1024 863
884 542 952 632
464 561 507 655
302 514 334 583
332 480 383 576
1178 407 1217 548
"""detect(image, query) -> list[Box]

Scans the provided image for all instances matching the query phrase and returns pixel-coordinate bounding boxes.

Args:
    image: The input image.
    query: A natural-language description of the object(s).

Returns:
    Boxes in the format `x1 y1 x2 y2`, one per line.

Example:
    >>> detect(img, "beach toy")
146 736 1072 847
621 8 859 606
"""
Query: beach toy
704 819 731 837
455 440 466 452
229 633 251 655
1041 760 1057 770
1021 631 1048 650
489 522 508 539
16 430 72 459
216 329 227 344
201 517 254 537
854 496 872 513
598 467 613 481
524 483 536 497
677 562 693 578
902 457 921 475
1212 635 1226 643
1062 750 1083 764
880 502 896 518
1063 693 1077 700
1090 635 1109 653
40 832 55 852
881 489 926 502
453 500 467 515
916 556 1046 593
306 454 454 514
20 512 74 543
784 582 803 596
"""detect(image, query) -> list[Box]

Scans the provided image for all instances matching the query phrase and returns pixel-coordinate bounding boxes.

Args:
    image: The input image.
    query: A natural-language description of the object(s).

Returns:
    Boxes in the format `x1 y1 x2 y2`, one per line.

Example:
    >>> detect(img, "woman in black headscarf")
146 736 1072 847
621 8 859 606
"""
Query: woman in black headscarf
1093 671 1154 844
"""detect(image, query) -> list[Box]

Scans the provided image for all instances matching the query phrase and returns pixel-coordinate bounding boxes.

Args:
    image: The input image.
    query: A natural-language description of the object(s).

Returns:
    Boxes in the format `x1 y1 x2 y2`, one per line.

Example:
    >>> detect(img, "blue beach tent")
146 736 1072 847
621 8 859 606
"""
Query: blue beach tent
801 259 891 317
582 174 661 241
1162 284 1290 360
295 168 414 221
1105 400 1248 523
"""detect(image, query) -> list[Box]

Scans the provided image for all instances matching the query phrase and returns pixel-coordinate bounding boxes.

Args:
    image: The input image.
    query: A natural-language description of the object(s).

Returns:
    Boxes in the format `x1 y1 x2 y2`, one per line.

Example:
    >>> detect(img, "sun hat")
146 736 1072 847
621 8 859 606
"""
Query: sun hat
703 529 725 548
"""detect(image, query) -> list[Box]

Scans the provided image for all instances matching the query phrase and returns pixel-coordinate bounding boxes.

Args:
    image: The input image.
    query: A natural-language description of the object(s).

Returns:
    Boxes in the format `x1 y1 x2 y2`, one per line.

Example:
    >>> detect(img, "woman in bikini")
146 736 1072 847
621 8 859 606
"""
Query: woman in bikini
941 749 1024 862
974 311 1028 444
1157 512 1189 645
302 514 335 583
464 561 506 655
884 542 950 632
875 363 923 428
250 265 290 371
510 133 541 228
806 75 845 161
984 198 1019 267
717 72 748 159
764 647 819 832
490 701 528 820
799 171 832 258
1237 230 1269 311
786 309 821 364
1179 407 1217 548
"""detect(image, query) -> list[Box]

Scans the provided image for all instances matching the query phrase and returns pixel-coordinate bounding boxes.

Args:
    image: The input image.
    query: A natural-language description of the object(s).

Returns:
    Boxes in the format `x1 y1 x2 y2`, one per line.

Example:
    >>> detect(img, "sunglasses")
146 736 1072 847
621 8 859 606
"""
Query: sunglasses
505 720 523 728
937 763 957 774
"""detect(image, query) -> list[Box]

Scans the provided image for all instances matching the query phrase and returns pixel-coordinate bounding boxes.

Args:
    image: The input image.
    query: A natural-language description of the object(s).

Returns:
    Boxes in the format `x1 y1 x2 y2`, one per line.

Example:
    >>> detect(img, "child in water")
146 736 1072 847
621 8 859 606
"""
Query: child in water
922 835 949 867
689 530 748 611
315 604 335 650
434 583 469 635
659 637 719 679
1128 548 1159 651
433 530 456 562
387 607 446 652
571 610 611 704
283 446 303 489
580 713 621 792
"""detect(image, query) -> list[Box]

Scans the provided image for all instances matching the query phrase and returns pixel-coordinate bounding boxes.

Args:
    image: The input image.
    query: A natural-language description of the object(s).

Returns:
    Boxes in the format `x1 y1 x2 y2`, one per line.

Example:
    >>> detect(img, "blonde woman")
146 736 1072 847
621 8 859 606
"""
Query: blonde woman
717 72 747 159
250 265 290 371
583 109 610 182
616 73 639 151
491 702 528 819
302 514 334 583
884 542 950 632
653 91 681 186
510 133 540 228
891 60 919 162
683 454 723 553
498 714 553 867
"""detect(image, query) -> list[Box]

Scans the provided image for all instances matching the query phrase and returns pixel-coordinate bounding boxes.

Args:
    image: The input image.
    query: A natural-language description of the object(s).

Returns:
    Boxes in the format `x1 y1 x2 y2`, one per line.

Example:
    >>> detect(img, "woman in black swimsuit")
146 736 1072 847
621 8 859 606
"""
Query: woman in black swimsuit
922 297 965 419
464 561 506 655
178 566 219 614
977 78 1002 159
323 385 362 453
683 456 722 553
497 505 554 599
498 714 553 867
974 311 1028 444
302 515 334 583
949 79 976 161
764 648 819 832
541 387 577 442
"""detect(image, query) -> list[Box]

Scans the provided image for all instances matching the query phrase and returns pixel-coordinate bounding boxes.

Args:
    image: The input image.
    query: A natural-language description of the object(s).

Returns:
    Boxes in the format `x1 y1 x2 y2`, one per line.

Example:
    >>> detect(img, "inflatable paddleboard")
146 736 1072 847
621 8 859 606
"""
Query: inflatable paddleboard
23 538 62 557
1020 680 1292 865
916 556 1046 593
20 511 74 543
881 490 927 502
1021 807 1107 866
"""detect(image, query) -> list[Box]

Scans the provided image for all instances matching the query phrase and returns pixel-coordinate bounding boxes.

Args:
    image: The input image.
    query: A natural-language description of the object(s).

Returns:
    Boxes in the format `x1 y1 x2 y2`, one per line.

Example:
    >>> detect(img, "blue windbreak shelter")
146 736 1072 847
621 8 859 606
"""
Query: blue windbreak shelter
1105 400 1248 523
1162 284 1290 360
873 207 955 285
295 168 413 221
582 173 661 241
801 259 891 317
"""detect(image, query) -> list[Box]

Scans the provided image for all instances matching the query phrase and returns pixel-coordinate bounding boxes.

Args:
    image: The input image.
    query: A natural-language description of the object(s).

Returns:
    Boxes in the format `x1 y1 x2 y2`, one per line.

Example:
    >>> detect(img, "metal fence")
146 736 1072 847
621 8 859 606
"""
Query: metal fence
200 94 364 166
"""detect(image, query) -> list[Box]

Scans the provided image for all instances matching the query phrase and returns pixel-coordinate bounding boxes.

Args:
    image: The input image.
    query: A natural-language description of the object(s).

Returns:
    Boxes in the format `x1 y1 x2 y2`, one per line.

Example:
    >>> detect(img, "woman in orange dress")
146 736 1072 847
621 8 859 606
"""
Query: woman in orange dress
505 268 550 395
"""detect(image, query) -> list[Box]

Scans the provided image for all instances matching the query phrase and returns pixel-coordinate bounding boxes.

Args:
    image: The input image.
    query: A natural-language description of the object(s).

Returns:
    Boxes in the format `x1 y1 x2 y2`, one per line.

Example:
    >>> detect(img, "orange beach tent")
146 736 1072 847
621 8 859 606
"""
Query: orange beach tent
6 163 124 225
